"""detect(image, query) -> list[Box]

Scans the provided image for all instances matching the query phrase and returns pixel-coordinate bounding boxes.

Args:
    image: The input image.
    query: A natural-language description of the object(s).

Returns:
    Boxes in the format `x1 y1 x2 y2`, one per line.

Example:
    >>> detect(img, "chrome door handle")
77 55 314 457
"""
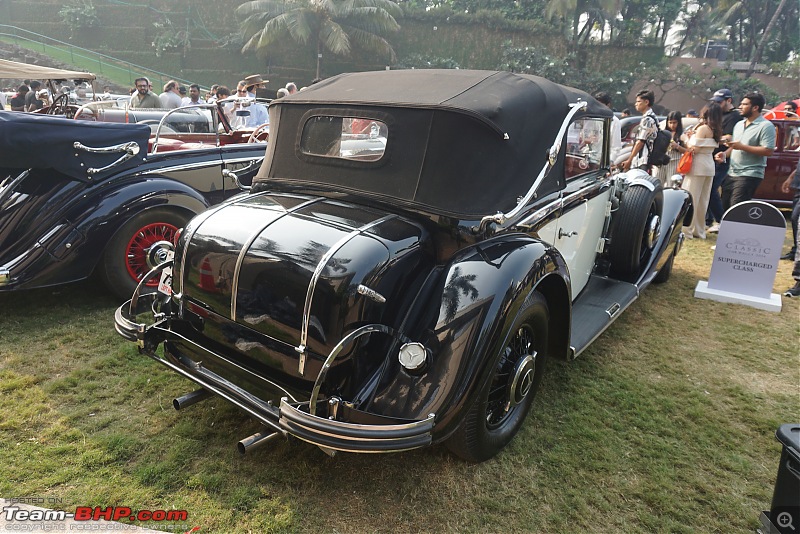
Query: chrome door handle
558 228 578 239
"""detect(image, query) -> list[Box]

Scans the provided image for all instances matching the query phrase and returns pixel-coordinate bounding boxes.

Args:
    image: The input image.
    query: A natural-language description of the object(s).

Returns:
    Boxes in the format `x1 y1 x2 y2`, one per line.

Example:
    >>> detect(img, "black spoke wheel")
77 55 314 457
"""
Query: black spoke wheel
447 292 549 462
100 208 188 300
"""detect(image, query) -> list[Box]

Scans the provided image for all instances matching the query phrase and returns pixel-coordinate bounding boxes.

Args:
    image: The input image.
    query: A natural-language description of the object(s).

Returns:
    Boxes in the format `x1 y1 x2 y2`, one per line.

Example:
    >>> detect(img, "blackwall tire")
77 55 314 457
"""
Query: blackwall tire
101 208 187 300
446 292 549 463
610 178 664 277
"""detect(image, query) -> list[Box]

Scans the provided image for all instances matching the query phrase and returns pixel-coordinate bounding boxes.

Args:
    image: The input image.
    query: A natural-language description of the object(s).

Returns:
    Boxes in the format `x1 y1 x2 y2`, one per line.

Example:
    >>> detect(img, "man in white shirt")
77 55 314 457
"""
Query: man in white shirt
229 80 269 129
181 84 206 106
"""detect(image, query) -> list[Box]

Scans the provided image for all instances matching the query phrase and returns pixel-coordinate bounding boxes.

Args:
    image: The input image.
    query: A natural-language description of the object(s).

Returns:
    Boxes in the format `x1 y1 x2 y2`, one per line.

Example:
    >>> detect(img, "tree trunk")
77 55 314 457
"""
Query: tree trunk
745 0 788 78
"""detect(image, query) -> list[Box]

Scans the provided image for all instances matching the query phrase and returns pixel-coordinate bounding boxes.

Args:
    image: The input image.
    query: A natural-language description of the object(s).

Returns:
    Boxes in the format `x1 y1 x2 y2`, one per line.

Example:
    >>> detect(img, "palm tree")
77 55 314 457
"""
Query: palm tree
745 0 788 78
236 0 402 79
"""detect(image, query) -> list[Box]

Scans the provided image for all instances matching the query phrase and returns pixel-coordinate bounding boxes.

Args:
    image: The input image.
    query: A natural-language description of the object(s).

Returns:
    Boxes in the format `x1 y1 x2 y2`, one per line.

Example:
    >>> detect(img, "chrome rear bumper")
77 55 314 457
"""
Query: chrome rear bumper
115 297 435 454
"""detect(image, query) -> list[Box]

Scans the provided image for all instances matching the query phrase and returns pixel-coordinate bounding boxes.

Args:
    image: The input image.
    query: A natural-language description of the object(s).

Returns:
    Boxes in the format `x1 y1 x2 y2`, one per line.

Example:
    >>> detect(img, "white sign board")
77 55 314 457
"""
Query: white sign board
695 201 785 312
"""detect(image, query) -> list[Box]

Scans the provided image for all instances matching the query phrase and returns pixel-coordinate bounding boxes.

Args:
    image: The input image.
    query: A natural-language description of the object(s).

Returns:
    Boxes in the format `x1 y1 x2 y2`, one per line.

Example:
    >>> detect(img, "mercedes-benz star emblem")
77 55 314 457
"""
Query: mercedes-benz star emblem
748 206 763 219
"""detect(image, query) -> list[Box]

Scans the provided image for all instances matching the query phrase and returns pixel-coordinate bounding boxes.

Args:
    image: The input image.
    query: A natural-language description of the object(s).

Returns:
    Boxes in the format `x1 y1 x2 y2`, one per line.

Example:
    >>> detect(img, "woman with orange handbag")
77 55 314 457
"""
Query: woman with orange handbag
681 103 722 239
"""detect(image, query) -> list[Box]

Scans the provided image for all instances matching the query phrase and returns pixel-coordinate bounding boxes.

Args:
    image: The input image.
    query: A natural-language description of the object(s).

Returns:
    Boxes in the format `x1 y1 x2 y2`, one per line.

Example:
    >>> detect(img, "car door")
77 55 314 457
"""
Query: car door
547 118 611 299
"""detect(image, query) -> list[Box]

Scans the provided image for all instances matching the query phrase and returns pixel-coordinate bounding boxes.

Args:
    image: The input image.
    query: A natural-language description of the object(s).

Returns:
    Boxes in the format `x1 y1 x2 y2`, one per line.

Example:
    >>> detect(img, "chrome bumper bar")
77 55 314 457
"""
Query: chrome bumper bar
115 296 435 454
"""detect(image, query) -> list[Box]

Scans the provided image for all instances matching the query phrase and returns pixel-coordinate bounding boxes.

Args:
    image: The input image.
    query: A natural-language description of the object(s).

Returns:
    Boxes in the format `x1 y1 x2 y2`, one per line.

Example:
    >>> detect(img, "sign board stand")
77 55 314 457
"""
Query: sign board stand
695 201 786 312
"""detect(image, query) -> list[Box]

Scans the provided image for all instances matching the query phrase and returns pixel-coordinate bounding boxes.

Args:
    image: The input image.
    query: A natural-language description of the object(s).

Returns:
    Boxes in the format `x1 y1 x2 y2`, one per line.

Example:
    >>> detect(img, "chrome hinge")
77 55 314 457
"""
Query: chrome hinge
596 238 608 253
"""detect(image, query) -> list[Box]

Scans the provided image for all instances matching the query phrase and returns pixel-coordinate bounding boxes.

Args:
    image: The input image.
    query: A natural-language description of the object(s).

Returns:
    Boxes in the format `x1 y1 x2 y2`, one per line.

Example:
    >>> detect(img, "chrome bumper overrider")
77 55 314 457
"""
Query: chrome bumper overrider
115 294 435 454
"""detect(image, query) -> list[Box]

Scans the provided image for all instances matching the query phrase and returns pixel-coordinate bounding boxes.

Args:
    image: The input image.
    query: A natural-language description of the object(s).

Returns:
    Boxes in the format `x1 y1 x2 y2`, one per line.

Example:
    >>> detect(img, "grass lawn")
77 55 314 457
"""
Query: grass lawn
0 230 797 533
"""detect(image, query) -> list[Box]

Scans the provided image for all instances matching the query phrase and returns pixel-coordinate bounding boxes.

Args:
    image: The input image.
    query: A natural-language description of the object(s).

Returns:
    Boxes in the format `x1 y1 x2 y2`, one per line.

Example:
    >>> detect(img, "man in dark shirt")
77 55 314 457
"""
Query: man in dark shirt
706 88 743 232
9 85 28 111
24 81 43 112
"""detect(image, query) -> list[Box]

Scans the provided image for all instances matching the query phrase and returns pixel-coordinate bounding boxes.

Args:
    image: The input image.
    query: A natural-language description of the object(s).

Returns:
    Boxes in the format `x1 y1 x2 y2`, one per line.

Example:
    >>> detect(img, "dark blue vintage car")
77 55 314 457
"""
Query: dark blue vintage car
0 110 265 299
115 70 692 462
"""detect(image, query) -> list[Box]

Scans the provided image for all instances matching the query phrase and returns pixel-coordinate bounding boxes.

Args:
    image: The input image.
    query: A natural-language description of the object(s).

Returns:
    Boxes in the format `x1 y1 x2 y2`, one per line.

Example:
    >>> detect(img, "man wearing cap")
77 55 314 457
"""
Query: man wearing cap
706 88 743 232
716 92 775 211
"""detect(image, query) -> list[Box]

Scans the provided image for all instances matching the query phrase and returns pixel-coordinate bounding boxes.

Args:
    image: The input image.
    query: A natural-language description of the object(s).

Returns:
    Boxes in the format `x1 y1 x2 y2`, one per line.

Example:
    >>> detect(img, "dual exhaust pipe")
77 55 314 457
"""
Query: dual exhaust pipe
172 388 282 455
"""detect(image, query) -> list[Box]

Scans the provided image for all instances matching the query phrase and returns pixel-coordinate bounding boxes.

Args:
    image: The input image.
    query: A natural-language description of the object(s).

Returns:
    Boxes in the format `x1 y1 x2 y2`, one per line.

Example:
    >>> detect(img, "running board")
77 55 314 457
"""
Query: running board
569 275 639 359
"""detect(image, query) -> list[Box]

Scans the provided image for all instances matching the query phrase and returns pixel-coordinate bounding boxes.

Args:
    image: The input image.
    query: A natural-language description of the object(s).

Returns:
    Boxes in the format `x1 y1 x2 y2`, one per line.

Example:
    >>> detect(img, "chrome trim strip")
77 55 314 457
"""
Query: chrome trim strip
0 169 29 207
282 398 433 434
115 295 298 406
515 198 562 230
139 160 223 175
230 196 324 320
309 323 411 415
280 399 434 453
72 141 140 176
297 214 397 374
177 191 271 296
221 156 265 165
480 100 589 230
150 339 287 434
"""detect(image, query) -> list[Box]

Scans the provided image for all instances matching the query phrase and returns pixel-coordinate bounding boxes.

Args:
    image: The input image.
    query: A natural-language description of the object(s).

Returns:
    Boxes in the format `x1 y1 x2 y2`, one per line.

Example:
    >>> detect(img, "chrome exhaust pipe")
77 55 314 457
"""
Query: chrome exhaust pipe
237 431 281 455
172 389 212 411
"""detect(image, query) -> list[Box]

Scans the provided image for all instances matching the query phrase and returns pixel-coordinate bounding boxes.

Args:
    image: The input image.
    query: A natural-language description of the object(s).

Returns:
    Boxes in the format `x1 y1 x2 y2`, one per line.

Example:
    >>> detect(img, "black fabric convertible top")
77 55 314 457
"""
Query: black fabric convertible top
0 111 150 181
258 70 612 218
281 69 610 136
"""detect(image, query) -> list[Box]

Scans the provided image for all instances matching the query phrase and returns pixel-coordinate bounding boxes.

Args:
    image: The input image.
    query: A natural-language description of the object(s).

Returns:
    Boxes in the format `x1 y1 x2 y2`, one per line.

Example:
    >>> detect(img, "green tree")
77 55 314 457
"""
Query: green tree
236 0 403 79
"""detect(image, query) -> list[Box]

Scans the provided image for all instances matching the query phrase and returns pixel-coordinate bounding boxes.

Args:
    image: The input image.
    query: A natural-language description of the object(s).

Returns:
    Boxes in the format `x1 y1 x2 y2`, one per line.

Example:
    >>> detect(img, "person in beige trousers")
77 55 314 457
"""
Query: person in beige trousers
682 103 723 239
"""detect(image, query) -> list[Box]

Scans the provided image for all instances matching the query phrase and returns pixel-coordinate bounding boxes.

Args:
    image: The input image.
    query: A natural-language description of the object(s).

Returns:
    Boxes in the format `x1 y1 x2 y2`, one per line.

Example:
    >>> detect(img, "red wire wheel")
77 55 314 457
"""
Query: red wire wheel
124 222 178 286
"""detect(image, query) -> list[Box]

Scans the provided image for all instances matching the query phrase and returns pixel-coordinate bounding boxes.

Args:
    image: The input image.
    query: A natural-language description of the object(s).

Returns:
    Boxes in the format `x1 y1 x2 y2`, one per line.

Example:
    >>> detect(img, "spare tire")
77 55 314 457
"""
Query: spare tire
610 177 663 277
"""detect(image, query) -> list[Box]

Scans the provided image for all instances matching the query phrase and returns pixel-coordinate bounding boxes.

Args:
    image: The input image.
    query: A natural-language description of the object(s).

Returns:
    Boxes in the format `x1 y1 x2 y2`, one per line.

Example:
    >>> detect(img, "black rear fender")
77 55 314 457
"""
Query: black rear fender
366 234 569 440
5 178 209 290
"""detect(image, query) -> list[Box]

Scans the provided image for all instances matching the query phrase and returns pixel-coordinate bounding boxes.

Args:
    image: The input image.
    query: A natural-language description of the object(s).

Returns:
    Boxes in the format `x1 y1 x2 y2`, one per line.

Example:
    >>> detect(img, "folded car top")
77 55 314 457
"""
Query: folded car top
0 111 150 181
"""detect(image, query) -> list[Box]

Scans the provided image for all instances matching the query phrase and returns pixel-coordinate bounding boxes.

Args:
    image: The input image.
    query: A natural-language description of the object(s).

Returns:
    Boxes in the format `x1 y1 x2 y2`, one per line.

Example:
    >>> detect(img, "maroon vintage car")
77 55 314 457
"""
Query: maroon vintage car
754 118 800 209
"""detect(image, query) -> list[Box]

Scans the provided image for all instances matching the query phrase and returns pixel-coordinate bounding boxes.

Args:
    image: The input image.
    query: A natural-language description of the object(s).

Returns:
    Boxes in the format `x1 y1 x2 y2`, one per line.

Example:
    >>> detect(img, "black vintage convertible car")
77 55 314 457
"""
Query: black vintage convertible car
116 70 692 462
0 110 265 299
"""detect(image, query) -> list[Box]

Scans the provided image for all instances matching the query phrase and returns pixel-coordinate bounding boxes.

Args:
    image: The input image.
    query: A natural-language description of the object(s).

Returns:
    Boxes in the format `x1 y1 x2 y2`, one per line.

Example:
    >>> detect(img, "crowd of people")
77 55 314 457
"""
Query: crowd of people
612 87 798 297
3 73 311 131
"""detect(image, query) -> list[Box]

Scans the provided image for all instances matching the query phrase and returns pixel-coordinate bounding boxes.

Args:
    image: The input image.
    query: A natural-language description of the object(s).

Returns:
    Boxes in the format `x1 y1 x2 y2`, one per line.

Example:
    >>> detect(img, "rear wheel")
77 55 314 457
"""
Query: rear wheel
447 292 549 462
610 178 663 277
101 208 187 300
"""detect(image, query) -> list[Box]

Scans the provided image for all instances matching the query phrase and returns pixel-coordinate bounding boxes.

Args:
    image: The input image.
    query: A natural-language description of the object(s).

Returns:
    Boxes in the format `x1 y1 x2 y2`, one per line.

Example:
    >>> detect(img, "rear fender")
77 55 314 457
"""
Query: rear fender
367 234 570 440
7 177 208 290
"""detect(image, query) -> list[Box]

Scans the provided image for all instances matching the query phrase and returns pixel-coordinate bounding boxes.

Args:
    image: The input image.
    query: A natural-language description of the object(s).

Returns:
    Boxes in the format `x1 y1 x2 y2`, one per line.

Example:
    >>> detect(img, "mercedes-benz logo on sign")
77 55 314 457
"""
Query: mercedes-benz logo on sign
748 206 763 220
